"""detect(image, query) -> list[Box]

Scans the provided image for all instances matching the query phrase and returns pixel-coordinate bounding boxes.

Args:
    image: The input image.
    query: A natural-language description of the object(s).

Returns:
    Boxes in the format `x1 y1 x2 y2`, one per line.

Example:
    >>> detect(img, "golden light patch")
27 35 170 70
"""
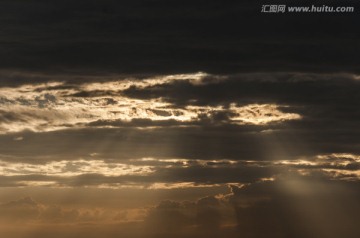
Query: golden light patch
229 103 301 125
0 74 301 133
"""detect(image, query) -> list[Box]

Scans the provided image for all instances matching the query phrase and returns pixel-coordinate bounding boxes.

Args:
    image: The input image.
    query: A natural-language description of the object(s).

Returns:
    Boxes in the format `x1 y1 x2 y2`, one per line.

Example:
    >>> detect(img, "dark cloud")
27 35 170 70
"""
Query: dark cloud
145 195 229 233
0 70 118 87
145 200 195 231
0 196 79 222
0 197 40 221
0 196 113 225
0 1 359 75
141 178 360 238
196 196 223 229
0 127 265 161
0 122 358 164
229 180 360 238
1 178 360 238
121 73 360 107
151 165 273 184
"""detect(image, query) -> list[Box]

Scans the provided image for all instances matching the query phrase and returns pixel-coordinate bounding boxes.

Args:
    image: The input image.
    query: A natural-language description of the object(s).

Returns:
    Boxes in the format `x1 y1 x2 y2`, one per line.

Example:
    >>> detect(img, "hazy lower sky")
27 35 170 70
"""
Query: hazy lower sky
0 1 359 238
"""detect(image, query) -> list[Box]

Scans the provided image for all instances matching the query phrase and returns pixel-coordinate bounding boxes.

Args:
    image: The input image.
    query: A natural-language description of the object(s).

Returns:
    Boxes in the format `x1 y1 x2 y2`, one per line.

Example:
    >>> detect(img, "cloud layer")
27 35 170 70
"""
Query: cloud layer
0 1 359 237
0 1 359 74
0 72 306 133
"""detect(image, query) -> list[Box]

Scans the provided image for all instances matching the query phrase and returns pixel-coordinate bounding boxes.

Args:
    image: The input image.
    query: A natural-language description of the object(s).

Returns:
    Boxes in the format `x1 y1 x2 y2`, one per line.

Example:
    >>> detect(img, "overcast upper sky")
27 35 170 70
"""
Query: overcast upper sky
0 1 359 238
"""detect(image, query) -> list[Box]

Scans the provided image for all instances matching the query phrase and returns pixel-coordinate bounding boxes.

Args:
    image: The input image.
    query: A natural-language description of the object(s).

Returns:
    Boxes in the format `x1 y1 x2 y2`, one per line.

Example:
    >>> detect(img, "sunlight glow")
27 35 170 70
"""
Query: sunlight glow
0 74 302 133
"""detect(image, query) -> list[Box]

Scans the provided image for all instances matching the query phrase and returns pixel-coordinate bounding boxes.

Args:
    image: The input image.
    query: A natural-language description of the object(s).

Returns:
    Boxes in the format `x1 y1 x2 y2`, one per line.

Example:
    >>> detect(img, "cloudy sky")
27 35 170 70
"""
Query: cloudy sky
0 1 359 238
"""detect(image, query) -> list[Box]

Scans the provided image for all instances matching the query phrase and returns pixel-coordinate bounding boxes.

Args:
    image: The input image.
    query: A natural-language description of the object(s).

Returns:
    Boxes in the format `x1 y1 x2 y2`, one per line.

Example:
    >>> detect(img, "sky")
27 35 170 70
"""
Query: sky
0 1 360 238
